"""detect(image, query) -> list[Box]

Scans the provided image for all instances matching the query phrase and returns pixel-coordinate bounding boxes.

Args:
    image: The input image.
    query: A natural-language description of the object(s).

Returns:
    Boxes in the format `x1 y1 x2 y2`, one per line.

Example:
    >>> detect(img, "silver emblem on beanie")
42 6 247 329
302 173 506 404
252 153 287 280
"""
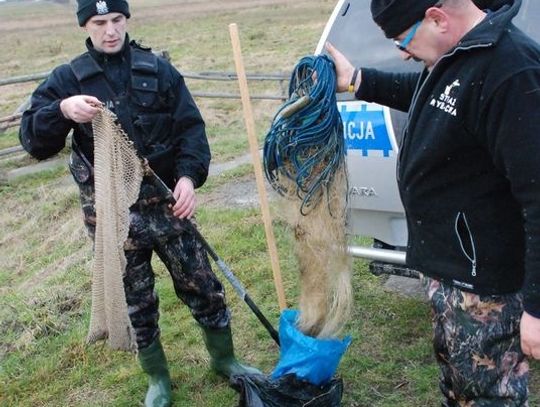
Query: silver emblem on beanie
96 0 109 15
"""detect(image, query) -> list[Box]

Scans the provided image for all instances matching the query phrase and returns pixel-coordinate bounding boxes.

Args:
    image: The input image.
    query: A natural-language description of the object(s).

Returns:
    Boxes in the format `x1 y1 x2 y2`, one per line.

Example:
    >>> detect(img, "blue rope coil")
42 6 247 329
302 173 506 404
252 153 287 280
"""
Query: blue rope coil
263 55 346 215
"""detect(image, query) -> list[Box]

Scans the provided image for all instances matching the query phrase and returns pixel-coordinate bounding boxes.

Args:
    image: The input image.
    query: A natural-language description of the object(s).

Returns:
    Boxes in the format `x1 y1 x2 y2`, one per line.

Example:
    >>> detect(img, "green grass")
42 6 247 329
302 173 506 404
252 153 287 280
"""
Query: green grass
0 129 19 150
2 168 538 406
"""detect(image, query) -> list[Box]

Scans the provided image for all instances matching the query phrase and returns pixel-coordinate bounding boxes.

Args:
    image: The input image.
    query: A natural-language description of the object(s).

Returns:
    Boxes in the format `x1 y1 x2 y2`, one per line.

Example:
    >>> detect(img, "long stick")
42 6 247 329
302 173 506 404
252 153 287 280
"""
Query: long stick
228 23 288 311
143 164 280 345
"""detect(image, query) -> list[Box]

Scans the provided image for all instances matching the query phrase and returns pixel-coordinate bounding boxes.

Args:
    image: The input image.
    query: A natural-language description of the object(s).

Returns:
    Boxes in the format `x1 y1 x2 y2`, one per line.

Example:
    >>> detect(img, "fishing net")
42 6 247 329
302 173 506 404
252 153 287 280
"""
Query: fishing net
264 55 352 338
291 169 351 338
86 108 143 352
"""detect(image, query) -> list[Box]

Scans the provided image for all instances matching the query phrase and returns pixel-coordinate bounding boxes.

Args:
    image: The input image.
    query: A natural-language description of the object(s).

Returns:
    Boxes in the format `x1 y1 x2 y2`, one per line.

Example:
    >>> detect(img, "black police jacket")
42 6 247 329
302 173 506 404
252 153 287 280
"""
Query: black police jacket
19 35 210 189
357 0 540 316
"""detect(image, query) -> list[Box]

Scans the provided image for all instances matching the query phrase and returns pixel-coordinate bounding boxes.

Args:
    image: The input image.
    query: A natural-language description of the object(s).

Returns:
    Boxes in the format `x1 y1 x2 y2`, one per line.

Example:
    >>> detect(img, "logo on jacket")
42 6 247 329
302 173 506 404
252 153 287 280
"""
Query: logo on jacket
96 1 109 15
429 79 460 117
104 100 115 111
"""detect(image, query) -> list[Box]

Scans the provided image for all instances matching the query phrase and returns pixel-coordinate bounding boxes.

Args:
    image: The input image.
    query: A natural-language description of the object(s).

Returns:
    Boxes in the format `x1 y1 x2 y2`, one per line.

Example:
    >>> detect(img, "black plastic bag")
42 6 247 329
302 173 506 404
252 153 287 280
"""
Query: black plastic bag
230 373 343 407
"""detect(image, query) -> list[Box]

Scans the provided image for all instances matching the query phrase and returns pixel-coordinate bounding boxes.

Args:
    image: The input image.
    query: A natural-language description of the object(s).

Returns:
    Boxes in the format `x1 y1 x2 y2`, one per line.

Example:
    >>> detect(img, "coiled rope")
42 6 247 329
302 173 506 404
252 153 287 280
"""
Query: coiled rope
263 55 346 215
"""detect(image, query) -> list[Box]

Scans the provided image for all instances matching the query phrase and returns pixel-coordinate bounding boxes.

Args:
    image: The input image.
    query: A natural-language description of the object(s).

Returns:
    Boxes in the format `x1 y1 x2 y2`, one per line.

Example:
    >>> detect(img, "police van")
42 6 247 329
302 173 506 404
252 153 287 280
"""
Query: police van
316 0 540 276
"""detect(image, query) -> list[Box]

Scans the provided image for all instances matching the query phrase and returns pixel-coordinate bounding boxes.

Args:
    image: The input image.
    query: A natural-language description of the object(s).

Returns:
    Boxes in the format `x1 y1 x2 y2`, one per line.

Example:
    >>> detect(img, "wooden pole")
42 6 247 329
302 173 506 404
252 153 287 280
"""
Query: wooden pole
228 23 287 311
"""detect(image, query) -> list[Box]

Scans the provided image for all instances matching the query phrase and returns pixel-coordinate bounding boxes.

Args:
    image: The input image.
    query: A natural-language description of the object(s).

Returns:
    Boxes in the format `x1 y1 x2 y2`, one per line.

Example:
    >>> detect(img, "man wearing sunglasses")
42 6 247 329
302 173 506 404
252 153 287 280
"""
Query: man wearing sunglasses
327 0 539 405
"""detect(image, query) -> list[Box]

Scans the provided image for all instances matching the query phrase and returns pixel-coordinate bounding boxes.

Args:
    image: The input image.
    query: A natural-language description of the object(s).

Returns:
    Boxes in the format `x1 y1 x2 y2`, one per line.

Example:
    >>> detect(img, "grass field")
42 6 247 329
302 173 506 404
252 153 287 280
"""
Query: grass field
0 0 538 406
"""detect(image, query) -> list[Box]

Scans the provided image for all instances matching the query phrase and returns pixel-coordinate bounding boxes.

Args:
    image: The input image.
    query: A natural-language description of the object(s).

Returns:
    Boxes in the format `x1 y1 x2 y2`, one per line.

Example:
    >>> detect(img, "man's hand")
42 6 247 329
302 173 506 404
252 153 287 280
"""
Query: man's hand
520 311 540 359
325 42 359 93
60 95 102 123
172 176 195 219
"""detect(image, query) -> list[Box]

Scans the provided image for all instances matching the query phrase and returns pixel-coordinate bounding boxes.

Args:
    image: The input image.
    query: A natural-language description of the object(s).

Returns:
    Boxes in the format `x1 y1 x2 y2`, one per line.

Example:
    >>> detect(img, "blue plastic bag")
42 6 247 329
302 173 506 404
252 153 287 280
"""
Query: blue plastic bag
271 309 352 386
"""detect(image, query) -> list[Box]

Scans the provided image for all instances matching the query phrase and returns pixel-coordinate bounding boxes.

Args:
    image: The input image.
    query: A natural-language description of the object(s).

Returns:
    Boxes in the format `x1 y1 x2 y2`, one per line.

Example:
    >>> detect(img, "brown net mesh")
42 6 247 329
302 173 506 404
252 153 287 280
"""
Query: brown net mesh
87 108 143 352
279 165 352 338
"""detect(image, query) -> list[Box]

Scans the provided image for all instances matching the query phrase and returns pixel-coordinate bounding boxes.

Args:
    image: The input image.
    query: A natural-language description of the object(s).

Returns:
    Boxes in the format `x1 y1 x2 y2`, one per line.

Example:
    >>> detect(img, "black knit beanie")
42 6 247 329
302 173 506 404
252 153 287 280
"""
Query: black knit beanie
77 0 130 27
370 0 439 39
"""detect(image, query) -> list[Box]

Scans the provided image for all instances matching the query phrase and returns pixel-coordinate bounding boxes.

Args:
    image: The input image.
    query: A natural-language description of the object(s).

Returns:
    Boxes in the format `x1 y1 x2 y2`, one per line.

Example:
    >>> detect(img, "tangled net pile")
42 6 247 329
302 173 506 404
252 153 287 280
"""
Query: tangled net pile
87 108 143 352
263 55 352 338
264 55 346 215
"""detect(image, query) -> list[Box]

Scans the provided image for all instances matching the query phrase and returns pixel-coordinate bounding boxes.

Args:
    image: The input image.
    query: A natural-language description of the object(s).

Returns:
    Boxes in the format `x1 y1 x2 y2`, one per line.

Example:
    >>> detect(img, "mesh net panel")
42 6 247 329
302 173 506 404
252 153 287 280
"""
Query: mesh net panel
278 166 352 338
87 108 144 352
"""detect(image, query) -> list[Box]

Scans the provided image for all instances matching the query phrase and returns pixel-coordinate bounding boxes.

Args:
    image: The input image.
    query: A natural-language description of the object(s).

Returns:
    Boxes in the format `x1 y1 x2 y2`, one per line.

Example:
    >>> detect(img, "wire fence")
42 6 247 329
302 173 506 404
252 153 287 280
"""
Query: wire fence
0 65 290 158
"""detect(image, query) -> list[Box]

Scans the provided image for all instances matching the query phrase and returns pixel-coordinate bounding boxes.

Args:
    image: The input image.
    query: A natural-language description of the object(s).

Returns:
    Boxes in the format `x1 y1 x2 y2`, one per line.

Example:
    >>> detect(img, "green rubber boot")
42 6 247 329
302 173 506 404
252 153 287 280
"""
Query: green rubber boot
201 325 262 378
137 339 172 407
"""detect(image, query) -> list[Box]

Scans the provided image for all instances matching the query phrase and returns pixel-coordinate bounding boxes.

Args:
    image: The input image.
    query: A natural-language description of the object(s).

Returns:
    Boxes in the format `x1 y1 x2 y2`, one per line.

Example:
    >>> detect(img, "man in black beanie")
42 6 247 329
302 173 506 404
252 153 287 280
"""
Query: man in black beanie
370 0 439 39
76 0 130 27
327 0 540 405
19 1 260 406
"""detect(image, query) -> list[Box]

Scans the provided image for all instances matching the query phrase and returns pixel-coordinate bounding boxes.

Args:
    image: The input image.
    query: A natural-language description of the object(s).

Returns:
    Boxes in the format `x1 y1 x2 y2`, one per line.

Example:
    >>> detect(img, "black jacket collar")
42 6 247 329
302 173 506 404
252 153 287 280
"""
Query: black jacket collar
458 0 521 48
85 33 131 65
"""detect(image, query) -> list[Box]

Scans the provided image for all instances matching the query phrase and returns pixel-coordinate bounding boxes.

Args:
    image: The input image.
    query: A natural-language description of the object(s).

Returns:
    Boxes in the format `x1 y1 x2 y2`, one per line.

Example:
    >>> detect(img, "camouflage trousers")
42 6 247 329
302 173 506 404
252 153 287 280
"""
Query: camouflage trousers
77 179 231 350
422 277 529 407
